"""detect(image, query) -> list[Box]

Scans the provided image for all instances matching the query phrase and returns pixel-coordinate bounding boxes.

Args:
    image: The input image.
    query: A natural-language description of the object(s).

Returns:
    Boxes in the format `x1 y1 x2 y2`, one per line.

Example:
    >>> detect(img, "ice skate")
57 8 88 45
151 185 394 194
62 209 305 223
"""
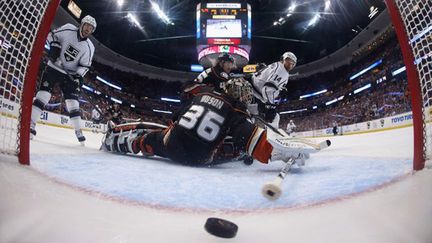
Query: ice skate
75 129 86 146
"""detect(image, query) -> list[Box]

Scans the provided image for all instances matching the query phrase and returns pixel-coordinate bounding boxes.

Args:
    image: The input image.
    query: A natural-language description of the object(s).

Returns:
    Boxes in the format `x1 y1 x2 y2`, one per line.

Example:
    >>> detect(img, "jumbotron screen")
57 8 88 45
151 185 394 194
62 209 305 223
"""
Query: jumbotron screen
206 19 242 38
196 1 251 67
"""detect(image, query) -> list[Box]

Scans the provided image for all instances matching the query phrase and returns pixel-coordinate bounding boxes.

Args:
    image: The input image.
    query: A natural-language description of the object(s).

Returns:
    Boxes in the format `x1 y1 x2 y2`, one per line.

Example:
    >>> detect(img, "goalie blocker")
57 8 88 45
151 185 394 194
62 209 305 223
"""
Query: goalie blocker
102 79 325 166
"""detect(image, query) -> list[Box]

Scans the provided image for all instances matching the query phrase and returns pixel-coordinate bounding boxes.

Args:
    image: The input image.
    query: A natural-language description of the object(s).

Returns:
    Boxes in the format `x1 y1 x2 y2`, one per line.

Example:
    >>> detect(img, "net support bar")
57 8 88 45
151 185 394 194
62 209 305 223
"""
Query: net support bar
384 0 425 170
18 0 61 165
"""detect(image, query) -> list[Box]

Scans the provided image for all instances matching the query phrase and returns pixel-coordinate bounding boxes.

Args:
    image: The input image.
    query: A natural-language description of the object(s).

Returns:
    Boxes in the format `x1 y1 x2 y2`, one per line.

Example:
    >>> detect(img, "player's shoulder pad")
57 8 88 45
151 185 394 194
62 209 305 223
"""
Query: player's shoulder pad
85 38 95 51
61 23 78 31
269 62 278 69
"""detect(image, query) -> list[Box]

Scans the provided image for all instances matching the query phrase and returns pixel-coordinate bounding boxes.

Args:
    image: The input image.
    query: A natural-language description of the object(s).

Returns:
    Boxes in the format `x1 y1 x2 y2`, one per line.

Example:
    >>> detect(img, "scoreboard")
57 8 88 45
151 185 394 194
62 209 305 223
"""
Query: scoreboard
196 1 251 68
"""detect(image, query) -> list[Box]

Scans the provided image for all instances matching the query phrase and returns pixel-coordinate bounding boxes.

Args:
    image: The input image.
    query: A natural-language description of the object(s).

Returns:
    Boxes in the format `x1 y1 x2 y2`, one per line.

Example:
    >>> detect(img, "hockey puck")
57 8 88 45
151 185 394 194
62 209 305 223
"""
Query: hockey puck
204 217 238 238
243 156 254 165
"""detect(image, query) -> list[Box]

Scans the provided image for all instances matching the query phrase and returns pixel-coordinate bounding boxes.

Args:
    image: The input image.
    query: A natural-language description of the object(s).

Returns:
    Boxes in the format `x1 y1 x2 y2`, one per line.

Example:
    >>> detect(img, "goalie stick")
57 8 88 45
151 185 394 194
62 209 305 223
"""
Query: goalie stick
262 139 331 201
262 157 295 201
254 115 329 150
253 115 289 137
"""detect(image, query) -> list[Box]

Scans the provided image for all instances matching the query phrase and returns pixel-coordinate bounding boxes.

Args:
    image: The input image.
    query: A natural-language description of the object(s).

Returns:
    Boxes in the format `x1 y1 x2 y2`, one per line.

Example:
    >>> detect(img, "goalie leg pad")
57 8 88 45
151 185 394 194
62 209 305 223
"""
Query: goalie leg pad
246 128 272 164
102 128 140 154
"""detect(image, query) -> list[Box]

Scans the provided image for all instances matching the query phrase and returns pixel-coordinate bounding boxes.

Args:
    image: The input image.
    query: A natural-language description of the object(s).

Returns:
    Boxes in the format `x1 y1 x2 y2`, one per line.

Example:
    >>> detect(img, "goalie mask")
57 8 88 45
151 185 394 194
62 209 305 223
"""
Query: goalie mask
224 78 253 105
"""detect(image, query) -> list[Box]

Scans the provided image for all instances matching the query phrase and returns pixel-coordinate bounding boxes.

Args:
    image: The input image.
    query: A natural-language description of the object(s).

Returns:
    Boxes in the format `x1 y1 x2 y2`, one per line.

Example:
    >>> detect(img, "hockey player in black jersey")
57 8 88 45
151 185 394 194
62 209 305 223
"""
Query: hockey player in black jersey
106 103 124 125
181 53 235 100
30 15 97 145
101 78 320 166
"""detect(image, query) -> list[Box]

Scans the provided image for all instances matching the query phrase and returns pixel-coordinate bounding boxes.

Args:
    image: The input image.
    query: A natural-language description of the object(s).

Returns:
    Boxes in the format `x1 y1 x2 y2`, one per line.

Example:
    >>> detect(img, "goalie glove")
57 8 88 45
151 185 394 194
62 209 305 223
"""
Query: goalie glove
256 63 267 73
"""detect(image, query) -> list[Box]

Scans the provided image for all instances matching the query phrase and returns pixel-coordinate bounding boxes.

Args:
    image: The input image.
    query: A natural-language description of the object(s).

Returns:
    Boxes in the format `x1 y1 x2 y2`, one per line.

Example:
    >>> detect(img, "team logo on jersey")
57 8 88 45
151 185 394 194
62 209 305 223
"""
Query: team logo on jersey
64 44 79 62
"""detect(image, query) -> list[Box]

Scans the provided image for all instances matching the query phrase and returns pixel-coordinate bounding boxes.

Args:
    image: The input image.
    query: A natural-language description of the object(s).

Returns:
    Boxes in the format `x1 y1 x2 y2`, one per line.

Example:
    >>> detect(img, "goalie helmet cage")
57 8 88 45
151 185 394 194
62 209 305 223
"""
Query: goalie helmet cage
0 0 61 165
385 0 431 170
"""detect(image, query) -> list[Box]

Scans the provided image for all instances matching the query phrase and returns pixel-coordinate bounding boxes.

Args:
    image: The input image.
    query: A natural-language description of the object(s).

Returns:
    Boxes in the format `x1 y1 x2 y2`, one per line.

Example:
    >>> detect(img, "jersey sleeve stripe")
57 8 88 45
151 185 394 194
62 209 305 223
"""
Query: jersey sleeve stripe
85 41 93 64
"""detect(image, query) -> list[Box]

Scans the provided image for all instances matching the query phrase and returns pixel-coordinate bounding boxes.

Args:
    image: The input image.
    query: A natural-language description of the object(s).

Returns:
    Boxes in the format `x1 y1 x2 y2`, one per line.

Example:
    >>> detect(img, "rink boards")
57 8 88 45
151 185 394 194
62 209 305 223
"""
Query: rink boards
0 97 106 133
295 108 432 137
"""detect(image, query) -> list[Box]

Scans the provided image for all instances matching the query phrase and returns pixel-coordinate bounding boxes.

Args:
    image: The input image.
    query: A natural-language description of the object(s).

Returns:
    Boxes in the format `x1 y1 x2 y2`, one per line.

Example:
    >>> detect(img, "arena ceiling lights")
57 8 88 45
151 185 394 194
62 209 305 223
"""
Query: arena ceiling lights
274 1 331 27
324 0 331 11
116 0 124 7
274 2 296 26
161 97 180 103
299 89 328 100
96 76 122 91
150 0 174 25
153 109 172 114
349 59 383 80
307 13 321 27
127 13 143 30
280 108 308 115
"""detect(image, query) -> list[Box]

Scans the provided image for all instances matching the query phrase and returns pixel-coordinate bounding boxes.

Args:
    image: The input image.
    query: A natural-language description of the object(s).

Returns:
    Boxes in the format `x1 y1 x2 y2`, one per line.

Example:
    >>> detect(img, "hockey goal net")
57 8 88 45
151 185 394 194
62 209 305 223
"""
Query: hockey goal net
0 0 60 164
385 0 432 170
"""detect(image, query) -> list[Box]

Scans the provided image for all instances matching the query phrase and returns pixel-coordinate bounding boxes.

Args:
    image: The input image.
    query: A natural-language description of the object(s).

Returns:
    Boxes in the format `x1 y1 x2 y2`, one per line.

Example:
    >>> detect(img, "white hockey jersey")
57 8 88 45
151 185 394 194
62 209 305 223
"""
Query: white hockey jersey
92 108 101 120
286 122 296 133
47 24 95 77
251 61 289 104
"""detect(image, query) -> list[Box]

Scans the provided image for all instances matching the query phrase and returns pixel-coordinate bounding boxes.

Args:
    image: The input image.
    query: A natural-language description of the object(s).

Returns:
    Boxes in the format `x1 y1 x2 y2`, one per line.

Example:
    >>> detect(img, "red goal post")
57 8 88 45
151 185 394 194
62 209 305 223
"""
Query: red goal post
385 0 431 170
0 0 61 165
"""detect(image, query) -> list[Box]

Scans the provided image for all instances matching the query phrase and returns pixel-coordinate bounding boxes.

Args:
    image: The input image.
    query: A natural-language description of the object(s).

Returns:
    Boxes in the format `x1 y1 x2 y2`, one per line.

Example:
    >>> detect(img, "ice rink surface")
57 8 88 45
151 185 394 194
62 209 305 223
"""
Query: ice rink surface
1 124 432 242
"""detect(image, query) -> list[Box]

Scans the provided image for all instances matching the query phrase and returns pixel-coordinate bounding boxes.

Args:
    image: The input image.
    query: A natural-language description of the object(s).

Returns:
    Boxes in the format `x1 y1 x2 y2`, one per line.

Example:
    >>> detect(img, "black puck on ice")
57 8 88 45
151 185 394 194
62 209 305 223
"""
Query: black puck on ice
243 156 254 165
204 217 238 238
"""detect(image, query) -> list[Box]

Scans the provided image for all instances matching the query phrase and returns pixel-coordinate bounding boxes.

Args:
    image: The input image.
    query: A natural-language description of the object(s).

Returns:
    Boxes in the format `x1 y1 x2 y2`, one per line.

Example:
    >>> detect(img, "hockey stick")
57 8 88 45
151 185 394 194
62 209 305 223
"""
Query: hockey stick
253 115 289 137
59 62 107 120
262 139 331 201
254 115 331 150
262 157 295 201
123 118 142 122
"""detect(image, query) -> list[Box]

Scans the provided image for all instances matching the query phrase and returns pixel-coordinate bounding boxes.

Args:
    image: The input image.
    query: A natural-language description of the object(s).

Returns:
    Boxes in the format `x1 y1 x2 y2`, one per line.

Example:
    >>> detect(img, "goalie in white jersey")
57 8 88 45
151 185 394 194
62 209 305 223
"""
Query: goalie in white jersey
250 52 297 128
30 15 96 144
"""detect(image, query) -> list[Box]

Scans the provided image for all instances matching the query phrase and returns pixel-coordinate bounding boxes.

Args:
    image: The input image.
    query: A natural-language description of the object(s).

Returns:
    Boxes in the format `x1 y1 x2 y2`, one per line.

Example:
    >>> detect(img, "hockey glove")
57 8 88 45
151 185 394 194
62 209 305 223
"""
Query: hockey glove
256 63 267 72
72 74 84 87
47 43 61 62
258 101 277 122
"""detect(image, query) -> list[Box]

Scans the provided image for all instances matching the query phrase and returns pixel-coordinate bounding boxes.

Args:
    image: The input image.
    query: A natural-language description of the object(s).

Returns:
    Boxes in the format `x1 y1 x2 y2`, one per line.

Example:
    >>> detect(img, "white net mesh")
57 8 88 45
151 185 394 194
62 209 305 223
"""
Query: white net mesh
0 0 51 155
394 0 432 160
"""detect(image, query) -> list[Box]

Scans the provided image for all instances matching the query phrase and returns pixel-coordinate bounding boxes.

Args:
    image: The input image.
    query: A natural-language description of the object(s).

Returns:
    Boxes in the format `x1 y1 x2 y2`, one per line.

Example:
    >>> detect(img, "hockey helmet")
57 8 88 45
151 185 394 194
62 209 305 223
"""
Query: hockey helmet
217 53 235 63
282 51 297 64
81 15 97 33
224 78 253 105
